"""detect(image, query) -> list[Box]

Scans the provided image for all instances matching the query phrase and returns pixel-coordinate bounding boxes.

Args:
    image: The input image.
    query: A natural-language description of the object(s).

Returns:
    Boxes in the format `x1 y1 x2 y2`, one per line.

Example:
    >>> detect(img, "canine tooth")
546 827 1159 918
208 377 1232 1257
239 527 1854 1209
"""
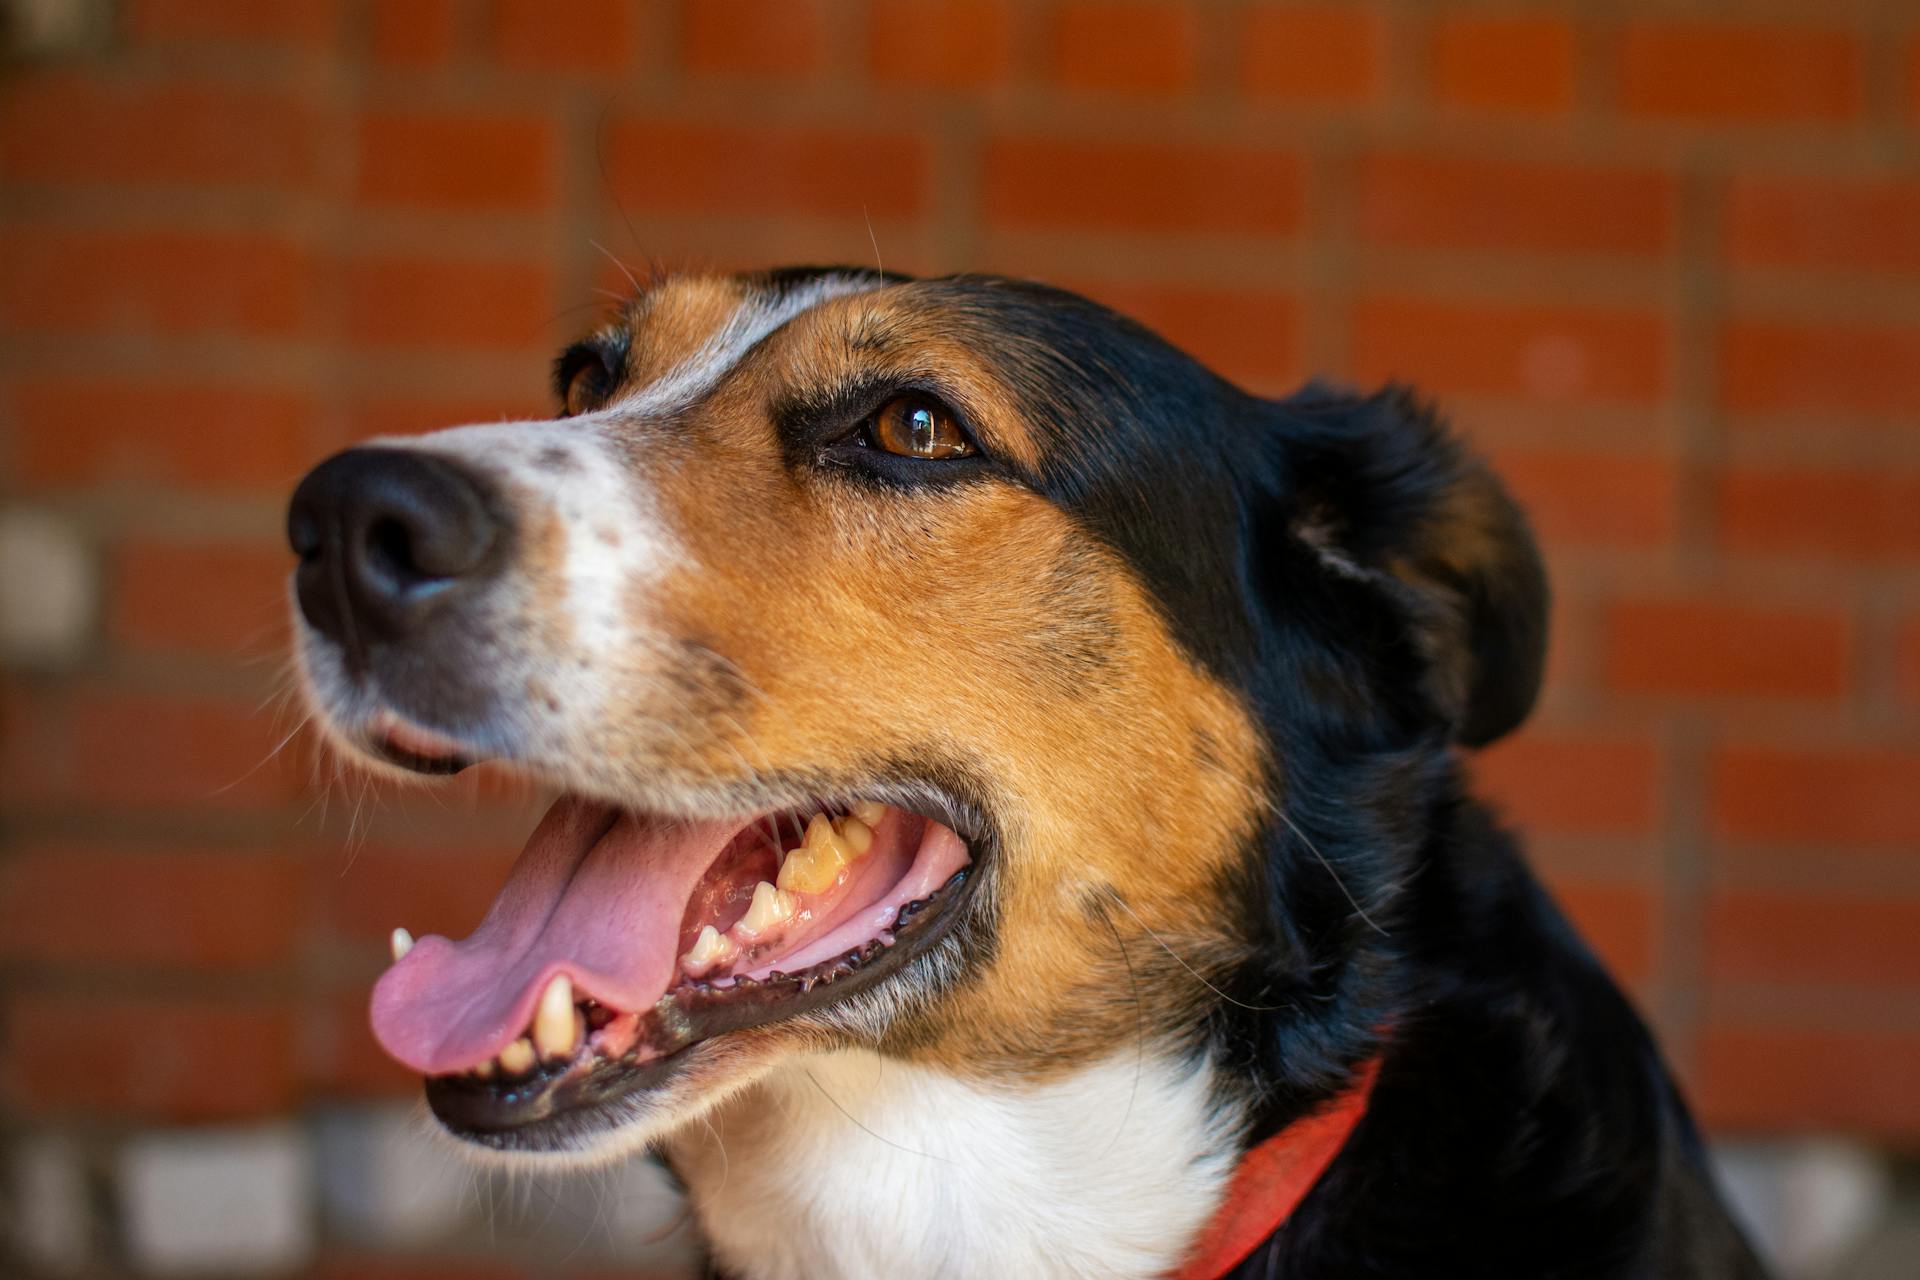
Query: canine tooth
498 1037 536 1075
472 1060 494 1079
837 816 873 857
852 800 886 826
532 974 576 1059
389 927 414 963
737 881 795 936
683 924 730 970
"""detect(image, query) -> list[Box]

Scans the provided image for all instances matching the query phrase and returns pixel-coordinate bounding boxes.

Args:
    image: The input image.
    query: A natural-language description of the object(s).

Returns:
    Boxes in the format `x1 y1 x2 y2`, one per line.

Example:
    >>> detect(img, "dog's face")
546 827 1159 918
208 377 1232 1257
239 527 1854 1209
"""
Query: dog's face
289 268 1546 1159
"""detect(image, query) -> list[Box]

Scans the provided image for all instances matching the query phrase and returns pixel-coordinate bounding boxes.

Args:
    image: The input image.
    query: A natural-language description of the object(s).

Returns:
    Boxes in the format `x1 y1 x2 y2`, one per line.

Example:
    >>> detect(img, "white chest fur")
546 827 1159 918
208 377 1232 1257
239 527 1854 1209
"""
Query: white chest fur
667 1049 1239 1280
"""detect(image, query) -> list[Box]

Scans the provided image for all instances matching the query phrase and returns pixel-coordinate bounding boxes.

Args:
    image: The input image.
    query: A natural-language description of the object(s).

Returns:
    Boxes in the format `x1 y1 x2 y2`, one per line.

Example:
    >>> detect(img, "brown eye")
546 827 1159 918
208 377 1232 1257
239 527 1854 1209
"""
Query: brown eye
564 360 609 417
867 396 973 459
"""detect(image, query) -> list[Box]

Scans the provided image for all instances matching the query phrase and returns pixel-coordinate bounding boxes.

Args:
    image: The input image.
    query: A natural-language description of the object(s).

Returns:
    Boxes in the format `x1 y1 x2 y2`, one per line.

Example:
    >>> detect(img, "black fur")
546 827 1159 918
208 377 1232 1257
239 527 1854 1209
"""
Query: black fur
805 272 1770 1277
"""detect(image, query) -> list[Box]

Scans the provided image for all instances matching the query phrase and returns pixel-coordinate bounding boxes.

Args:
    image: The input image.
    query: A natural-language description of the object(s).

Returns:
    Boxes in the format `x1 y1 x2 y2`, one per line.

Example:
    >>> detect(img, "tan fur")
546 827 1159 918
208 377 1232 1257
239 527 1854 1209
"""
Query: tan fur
555 279 1272 1080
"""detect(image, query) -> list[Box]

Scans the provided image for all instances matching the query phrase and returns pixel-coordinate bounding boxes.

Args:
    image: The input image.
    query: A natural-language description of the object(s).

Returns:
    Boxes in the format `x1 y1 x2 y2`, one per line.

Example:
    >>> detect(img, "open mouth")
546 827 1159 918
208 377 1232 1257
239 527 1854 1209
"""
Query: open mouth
370 784 976 1148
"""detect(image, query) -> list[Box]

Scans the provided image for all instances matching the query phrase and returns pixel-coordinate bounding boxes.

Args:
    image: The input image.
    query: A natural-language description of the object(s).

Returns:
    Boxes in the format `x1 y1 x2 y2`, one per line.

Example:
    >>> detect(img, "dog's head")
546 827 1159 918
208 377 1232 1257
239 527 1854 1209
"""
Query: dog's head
288 268 1547 1159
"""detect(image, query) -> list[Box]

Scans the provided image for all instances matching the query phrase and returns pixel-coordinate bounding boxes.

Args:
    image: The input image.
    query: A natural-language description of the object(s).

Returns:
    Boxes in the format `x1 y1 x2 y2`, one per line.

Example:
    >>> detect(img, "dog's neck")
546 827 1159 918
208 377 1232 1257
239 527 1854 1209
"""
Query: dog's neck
667 1048 1240 1280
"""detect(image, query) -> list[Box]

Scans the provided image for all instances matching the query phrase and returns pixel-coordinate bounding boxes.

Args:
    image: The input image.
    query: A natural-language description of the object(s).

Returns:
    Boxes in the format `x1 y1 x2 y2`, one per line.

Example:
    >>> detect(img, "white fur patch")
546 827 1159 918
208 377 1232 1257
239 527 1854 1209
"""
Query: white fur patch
624 274 885 419
668 1050 1239 1280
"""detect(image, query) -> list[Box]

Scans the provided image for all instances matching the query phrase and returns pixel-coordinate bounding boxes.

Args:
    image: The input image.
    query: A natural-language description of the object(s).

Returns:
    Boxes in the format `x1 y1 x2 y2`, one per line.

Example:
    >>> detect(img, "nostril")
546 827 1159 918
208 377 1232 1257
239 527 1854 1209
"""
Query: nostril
363 515 427 590
286 446 504 646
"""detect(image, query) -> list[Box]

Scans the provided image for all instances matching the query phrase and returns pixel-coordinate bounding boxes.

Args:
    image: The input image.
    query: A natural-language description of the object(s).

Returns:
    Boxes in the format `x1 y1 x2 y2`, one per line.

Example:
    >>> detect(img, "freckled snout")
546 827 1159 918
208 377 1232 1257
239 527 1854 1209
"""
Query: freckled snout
287 447 505 658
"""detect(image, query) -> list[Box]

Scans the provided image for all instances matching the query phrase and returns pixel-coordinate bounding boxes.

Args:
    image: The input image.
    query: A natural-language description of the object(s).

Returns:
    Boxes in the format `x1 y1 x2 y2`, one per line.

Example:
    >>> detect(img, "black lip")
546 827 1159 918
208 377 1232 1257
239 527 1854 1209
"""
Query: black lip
424 865 976 1151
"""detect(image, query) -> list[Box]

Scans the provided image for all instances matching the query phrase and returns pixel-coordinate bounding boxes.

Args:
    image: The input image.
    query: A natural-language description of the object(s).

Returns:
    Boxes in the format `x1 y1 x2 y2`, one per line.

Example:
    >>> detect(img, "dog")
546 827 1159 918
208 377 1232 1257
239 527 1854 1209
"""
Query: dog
287 267 1770 1278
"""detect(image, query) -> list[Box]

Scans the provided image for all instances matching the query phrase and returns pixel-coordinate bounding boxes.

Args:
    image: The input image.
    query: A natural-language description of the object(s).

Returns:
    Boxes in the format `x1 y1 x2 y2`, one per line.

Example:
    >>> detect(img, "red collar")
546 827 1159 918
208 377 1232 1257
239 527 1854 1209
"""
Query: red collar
1172 1056 1382 1280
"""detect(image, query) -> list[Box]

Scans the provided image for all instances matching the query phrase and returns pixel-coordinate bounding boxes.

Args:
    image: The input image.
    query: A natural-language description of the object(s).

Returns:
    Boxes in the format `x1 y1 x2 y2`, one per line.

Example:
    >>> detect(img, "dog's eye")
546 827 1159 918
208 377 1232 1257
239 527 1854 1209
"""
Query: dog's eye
554 342 623 417
563 359 611 417
865 396 973 460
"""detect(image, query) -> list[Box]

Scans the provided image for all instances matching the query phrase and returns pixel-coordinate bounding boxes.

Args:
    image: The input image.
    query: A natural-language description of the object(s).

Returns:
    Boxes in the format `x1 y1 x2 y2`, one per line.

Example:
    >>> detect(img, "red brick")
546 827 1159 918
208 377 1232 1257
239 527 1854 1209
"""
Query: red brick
1604 599 1851 700
0 228 312 337
610 120 928 219
340 256 554 351
1618 21 1862 124
111 539 291 656
1072 283 1299 389
868 0 1012 89
317 844 519 947
1351 298 1667 405
0 74 321 189
1900 620 1920 706
680 0 822 78
309 1256 528 1280
1474 732 1661 837
1357 153 1675 257
1718 466 1920 561
355 108 557 211
67 690 303 812
310 990 414 1097
1240 3 1384 105
1707 892 1920 989
369 0 456 66
1726 176 1920 277
1488 448 1680 548
0 844 304 971
1046 2 1199 96
1432 14 1574 115
1698 1027 1920 1137
126 0 338 50
9 380 315 492
1720 321 1920 417
1 994 297 1120
1712 746 1920 848
1548 881 1657 985
982 137 1302 234
0 681 72 808
490 0 633 74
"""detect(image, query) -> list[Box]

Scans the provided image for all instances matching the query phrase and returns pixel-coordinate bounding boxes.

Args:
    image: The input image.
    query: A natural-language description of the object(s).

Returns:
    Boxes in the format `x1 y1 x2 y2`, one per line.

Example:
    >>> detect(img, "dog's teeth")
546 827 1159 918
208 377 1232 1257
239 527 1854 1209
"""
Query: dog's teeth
389 927 414 963
682 923 731 971
837 816 874 857
803 813 844 854
472 1059 494 1079
736 880 796 937
498 1037 536 1075
778 816 850 894
851 800 886 827
532 973 576 1059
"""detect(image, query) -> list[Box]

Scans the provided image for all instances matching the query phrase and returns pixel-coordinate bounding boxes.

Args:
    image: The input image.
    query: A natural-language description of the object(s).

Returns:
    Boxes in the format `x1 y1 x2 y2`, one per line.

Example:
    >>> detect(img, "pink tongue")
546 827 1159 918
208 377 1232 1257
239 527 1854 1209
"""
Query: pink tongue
369 795 737 1075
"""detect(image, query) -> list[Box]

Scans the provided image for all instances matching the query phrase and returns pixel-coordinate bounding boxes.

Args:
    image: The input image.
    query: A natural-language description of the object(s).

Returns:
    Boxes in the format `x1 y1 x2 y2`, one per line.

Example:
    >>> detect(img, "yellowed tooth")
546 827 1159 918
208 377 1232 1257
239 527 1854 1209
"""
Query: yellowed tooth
683 923 730 971
803 813 848 859
498 1037 536 1075
472 1059 494 1079
532 973 576 1059
852 800 886 827
390 927 414 963
837 816 873 857
737 880 795 937
777 844 846 894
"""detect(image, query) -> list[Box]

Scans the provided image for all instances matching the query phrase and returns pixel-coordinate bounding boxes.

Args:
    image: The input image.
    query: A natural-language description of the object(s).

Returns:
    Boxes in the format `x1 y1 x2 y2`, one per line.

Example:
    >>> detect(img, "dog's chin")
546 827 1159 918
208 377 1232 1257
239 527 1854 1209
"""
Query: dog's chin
314 703 985 1160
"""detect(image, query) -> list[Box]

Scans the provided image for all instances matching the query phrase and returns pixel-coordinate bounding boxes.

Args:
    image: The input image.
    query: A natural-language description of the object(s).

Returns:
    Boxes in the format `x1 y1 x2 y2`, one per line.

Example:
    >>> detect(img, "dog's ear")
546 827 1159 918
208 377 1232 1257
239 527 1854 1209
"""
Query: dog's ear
1275 385 1549 747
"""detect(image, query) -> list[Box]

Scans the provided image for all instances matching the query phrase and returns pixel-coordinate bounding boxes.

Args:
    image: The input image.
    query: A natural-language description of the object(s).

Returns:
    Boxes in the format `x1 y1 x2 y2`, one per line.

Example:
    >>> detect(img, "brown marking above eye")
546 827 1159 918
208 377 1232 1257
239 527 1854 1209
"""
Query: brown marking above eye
867 395 974 460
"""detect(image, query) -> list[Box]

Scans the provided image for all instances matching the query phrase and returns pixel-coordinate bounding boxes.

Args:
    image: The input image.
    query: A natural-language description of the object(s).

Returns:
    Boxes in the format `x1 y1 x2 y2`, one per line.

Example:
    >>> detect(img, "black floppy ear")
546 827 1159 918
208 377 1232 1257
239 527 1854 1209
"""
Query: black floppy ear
1277 384 1549 747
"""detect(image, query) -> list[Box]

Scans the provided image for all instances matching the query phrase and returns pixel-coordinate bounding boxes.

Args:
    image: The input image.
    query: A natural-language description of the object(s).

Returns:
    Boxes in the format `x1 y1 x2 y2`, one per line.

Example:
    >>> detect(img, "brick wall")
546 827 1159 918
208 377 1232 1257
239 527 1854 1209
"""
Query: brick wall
3 0 1919 1272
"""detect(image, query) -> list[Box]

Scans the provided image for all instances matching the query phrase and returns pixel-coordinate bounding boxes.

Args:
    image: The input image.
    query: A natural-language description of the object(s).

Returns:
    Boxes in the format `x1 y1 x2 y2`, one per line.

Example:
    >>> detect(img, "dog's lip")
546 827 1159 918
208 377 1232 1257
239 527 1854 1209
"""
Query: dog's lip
354 709 485 775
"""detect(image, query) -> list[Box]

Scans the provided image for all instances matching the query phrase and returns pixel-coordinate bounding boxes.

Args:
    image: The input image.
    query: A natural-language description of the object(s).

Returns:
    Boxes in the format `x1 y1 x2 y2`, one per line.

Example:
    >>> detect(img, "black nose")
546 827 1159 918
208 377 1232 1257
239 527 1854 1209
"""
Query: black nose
287 447 503 654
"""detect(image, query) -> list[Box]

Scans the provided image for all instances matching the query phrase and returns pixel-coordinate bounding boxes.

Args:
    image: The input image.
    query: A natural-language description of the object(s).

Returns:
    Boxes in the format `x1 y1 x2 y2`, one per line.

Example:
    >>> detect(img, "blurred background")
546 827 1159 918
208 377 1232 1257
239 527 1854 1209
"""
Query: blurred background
1 0 1917 1276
